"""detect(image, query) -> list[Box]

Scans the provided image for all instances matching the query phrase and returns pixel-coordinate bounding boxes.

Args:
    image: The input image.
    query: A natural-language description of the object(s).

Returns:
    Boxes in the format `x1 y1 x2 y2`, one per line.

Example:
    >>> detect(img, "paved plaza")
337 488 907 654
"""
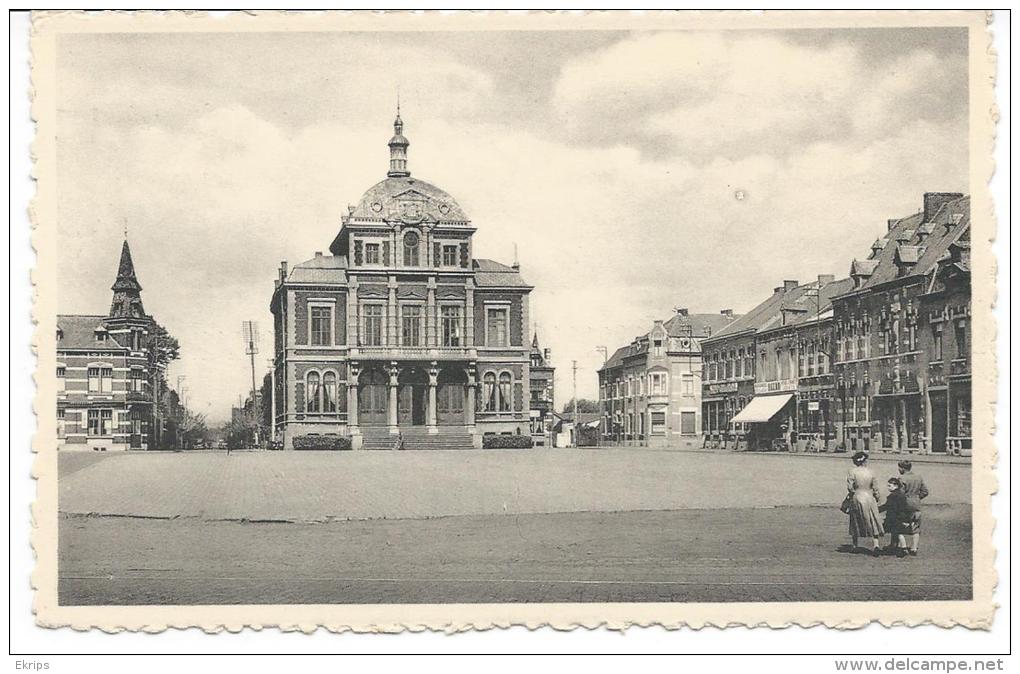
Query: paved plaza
57 449 973 605
58 448 971 522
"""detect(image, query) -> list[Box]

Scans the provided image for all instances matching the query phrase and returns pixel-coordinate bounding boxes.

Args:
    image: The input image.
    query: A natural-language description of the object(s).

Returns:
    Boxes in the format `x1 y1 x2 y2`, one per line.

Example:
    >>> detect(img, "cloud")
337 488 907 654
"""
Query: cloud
553 32 966 160
55 30 969 418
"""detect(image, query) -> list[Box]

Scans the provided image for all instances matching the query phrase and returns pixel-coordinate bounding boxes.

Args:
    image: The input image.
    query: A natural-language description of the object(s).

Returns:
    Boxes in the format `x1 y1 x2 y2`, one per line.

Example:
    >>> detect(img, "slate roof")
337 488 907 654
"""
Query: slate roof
57 314 125 350
706 276 853 343
473 259 531 288
288 254 348 284
349 175 469 223
846 195 970 293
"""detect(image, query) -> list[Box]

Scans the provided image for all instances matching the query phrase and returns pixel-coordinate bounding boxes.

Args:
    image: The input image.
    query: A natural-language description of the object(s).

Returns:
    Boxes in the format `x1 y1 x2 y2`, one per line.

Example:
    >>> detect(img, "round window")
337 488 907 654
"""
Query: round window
403 231 419 247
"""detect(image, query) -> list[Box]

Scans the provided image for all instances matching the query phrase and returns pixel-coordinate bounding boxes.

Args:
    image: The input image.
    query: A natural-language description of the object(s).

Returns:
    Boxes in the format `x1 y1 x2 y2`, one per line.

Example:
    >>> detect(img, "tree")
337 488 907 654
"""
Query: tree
178 410 209 449
143 320 180 373
560 398 600 414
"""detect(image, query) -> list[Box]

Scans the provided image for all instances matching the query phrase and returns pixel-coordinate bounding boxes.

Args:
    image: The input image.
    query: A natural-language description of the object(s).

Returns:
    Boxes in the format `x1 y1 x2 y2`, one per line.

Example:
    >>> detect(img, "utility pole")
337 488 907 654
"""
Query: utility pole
595 346 607 446
267 357 276 443
243 321 260 447
572 360 579 447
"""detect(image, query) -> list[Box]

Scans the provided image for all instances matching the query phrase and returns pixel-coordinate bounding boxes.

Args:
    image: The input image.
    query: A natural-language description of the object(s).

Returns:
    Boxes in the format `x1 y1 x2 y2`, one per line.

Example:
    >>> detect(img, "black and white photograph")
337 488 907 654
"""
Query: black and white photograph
22 9 1000 636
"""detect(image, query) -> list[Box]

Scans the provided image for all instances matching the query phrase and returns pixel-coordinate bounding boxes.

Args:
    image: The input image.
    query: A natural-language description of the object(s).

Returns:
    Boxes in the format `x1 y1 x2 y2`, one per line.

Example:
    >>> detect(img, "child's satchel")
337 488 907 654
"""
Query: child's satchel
840 493 853 514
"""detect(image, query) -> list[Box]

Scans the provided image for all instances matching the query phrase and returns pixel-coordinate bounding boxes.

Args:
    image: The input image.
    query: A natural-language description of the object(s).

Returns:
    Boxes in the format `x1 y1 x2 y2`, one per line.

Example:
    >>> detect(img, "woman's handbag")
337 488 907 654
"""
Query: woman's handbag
840 493 853 514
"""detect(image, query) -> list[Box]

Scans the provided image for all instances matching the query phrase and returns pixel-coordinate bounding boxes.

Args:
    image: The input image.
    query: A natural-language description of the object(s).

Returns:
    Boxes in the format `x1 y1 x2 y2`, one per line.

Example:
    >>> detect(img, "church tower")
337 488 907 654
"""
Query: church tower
108 239 146 321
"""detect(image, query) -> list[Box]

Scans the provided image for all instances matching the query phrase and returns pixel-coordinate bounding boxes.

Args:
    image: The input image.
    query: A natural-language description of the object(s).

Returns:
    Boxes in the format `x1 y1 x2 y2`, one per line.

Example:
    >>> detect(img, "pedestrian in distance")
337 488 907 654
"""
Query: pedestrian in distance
842 451 884 555
896 460 929 556
878 477 915 557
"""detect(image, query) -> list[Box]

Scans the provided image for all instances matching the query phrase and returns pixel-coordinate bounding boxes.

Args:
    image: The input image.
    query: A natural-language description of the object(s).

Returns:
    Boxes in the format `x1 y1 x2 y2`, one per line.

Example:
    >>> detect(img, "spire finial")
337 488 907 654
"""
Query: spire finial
387 100 410 178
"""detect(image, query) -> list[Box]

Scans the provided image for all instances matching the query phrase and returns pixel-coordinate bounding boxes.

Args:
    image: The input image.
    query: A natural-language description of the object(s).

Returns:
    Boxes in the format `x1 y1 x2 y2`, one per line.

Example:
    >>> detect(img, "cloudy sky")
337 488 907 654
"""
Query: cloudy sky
55 26 969 421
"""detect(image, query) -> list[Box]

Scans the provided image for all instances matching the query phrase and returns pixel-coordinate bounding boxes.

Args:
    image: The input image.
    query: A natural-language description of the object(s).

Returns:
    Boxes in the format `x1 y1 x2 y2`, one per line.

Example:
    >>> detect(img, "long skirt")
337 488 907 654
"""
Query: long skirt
848 490 884 538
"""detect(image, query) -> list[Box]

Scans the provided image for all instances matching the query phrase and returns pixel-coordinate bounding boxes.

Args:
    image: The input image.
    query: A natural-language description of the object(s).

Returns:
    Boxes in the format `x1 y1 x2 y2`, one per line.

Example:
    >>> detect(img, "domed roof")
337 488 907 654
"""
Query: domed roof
349 175 469 223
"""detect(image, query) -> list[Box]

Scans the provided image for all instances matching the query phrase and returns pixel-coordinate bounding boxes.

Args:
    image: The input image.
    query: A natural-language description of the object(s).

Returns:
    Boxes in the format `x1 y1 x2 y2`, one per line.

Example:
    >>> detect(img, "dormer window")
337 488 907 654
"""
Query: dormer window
442 244 458 267
95 329 108 343
56 327 63 341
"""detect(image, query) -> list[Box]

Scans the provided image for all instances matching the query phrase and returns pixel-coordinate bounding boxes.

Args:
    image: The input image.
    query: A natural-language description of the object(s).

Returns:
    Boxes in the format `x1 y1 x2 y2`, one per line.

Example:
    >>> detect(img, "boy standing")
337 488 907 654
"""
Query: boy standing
897 460 929 556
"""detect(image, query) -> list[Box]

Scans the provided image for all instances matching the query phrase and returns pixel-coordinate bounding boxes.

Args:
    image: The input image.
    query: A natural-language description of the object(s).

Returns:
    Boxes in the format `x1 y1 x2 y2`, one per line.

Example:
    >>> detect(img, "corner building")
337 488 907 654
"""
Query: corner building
270 112 534 449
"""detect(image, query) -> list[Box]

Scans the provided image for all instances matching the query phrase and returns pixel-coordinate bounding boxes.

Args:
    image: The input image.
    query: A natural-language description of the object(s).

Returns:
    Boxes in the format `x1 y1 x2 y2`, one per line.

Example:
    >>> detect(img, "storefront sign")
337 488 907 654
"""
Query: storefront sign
707 383 739 395
807 401 820 411
754 379 798 394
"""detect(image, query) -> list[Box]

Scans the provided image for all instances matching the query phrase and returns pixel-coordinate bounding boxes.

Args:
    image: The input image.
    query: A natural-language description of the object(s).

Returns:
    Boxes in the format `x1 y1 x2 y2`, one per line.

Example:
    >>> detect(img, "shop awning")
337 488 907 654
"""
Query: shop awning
730 394 794 424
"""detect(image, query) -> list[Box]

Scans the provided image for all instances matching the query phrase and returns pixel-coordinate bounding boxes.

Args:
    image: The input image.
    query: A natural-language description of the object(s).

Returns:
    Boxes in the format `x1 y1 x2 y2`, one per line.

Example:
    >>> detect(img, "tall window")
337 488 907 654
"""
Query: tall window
323 371 337 413
650 372 665 394
651 411 666 434
99 367 113 392
486 307 508 346
401 305 422 346
130 367 144 392
483 372 497 412
652 339 663 357
403 231 420 266
933 325 943 361
88 367 100 392
57 409 65 439
441 305 462 346
442 244 458 266
682 374 694 395
498 372 512 412
362 304 383 346
310 306 332 346
955 321 967 358
88 409 113 436
365 243 381 265
57 366 66 392
735 349 743 377
306 372 321 413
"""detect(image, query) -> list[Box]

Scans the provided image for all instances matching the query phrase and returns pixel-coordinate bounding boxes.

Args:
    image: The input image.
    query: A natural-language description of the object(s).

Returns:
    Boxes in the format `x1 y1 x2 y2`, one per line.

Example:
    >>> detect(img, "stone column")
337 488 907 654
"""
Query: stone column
427 279 437 348
388 361 399 433
427 360 438 433
465 366 477 428
388 276 398 347
465 279 475 346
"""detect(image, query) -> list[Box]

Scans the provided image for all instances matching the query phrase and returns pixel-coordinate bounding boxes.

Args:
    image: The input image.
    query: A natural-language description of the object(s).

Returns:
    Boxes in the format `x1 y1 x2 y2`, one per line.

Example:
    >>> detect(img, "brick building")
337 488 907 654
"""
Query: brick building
270 111 534 449
702 275 851 451
598 308 739 447
57 240 157 451
831 192 970 455
528 332 555 447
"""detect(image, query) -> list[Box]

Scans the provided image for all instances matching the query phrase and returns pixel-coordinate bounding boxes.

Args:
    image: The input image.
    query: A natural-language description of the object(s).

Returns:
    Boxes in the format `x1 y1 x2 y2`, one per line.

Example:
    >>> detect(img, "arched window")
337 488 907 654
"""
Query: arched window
498 372 512 412
322 371 337 413
306 371 321 414
403 231 420 266
483 372 497 412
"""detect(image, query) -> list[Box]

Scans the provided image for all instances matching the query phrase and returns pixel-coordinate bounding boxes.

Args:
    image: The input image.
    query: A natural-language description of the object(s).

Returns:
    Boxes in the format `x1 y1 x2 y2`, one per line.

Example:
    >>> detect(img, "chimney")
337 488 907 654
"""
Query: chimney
279 261 288 282
544 348 551 362
675 307 688 317
784 279 799 291
888 219 899 231
720 309 733 317
817 274 835 286
923 192 965 223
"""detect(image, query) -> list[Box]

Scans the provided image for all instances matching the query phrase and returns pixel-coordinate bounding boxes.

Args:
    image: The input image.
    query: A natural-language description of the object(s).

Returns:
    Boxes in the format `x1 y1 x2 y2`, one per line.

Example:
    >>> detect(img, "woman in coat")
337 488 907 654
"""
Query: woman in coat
845 451 884 554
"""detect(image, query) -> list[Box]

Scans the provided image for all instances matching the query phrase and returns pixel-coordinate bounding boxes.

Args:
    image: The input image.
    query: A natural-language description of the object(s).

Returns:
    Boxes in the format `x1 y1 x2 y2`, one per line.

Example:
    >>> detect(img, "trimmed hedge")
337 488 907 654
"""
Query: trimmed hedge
482 434 533 450
292 434 352 451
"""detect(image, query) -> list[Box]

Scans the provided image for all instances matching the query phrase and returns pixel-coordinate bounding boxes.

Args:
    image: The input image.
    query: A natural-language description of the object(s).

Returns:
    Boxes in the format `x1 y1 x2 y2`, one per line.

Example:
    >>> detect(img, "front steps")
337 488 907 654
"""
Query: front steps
359 426 476 451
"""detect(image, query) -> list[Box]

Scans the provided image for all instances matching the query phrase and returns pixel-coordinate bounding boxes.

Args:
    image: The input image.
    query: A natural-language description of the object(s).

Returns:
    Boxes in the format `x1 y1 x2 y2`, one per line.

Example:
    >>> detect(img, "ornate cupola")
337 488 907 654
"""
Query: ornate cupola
109 239 146 320
387 105 410 178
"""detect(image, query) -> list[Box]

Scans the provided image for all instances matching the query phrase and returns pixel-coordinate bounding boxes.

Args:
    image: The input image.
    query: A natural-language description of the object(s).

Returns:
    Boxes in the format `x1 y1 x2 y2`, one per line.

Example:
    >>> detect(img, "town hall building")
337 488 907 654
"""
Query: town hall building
270 111 535 449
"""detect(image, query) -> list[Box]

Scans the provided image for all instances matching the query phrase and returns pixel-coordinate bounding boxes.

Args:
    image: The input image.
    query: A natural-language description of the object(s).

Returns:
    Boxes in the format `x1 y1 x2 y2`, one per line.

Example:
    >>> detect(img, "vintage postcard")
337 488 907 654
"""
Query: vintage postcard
29 9 998 632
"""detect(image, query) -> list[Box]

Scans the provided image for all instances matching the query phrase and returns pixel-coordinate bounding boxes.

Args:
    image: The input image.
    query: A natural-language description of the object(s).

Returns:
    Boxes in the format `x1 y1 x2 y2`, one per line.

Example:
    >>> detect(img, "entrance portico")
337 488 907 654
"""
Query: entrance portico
349 360 476 438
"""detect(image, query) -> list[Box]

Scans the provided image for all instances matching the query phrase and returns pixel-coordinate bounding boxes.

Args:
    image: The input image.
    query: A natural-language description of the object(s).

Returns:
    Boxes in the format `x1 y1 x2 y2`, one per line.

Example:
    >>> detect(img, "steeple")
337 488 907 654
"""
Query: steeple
109 239 146 319
387 102 410 178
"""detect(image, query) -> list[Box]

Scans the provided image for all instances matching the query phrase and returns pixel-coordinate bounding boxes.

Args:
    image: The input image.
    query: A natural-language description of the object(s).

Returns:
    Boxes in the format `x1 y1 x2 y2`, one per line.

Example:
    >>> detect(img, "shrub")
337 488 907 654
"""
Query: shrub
482 434 533 449
292 434 352 451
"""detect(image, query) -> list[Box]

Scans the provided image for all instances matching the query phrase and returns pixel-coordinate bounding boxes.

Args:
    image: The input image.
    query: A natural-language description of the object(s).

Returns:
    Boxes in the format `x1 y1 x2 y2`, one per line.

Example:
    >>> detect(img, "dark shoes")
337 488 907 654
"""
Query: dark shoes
896 548 909 558
908 550 918 556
